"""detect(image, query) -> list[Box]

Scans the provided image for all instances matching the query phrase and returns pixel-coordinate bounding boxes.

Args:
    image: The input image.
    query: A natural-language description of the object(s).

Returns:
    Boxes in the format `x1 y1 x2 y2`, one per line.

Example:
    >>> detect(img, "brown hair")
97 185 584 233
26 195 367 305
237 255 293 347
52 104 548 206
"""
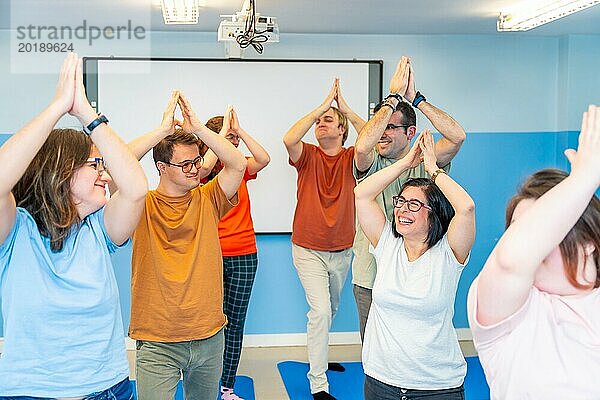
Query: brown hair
506 168 600 289
203 116 225 181
205 116 223 135
373 101 417 127
152 128 202 172
12 129 92 252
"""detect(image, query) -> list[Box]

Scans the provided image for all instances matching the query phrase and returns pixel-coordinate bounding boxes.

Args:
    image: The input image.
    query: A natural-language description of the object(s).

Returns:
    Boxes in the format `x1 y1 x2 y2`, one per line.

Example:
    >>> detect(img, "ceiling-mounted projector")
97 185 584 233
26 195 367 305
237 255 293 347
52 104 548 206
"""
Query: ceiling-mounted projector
218 15 279 43
217 0 279 55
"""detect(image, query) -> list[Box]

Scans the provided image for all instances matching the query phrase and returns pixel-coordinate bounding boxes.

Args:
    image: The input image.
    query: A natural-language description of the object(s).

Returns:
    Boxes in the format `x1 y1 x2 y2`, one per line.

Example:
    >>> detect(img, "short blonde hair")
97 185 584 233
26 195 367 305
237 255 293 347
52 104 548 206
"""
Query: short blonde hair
330 106 349 144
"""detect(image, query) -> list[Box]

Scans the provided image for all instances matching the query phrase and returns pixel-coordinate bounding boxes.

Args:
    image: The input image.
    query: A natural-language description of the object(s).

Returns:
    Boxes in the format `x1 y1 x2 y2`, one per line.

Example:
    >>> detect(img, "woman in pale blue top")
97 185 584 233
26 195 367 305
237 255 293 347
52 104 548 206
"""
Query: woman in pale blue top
0 53 147 398
354 130 475 400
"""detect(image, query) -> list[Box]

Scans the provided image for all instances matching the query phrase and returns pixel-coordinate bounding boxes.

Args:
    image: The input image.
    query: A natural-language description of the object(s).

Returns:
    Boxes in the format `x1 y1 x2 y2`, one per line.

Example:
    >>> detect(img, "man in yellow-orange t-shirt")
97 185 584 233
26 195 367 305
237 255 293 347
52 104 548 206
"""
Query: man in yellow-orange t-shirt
126 92 247 400
283 79 366 400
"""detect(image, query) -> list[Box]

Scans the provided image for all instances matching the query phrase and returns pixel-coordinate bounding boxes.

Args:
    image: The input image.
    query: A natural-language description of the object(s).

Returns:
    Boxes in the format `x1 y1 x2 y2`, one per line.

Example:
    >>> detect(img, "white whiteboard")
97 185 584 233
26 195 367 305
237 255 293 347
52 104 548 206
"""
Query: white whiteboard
85 58 381 232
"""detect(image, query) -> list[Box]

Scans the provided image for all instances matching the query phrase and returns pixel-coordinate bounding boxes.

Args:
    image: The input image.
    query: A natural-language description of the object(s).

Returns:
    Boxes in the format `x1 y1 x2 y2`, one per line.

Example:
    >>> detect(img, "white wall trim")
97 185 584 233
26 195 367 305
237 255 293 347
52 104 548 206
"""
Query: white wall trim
242 331 362 348
456 328 472 341
1 329 472 352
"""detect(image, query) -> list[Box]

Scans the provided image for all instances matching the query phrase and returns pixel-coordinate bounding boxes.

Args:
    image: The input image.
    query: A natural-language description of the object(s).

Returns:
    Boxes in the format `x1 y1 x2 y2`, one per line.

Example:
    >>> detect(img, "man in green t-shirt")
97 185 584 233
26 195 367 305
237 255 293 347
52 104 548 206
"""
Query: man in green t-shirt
352 56 467 340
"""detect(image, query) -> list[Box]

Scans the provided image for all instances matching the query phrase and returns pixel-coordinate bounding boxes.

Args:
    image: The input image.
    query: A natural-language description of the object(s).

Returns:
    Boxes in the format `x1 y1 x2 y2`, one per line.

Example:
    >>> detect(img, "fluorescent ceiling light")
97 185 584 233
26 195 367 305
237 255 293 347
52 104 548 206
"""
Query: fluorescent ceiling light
497 0 600 31
161 0 200 24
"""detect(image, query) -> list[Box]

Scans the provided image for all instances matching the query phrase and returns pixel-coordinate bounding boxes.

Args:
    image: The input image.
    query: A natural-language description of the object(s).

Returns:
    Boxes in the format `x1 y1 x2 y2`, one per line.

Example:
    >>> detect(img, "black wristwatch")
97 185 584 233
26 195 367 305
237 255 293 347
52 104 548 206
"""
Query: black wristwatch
412 91 426 108
83 114 109 135
385 93 403 103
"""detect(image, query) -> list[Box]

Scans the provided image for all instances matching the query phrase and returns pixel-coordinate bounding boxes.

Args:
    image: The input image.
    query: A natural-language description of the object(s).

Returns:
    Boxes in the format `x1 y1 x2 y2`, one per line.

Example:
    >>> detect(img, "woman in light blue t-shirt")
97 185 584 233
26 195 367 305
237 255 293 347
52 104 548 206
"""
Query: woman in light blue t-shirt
355 130 475 400
0 53 147 398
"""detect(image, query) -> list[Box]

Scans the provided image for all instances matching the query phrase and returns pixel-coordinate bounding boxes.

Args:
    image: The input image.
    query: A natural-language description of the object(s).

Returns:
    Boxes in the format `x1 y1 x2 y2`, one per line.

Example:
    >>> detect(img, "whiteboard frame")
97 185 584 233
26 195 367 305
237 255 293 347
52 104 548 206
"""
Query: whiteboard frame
83 57 383 233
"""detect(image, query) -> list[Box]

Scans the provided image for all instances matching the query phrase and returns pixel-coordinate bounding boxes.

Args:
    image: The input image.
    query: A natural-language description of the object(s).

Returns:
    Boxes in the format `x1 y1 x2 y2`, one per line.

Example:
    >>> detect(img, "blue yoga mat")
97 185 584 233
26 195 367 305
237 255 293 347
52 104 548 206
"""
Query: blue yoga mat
277 361 364 400
278 357 490 400
464 357 490 400
130 376 255 400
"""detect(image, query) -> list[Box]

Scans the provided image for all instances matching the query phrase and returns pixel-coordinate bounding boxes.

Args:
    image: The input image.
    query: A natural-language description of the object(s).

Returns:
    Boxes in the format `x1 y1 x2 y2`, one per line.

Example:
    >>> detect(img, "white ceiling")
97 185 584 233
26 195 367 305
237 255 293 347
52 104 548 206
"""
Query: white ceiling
1 0 600 35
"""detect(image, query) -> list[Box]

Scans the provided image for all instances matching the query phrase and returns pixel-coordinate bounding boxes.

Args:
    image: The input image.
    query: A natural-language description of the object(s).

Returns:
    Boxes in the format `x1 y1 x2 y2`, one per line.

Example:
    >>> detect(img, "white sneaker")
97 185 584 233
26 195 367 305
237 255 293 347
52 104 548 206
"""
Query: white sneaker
221 386 244 400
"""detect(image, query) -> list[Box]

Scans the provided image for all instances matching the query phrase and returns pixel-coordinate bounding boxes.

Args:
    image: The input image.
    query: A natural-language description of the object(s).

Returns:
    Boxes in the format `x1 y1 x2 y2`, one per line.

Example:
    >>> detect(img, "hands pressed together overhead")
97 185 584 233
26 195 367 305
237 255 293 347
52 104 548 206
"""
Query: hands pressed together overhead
399 129 438 173
158 89 209 136
319 78 353 116
158 90 244 141
52 52 97 124
221 105 244 139
390 55 417 103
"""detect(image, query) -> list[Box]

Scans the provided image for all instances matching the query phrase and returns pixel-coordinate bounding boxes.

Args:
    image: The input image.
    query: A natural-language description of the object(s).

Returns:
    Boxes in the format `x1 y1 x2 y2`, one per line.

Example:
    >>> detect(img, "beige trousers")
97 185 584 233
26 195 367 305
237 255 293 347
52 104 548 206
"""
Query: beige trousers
292 243 352 394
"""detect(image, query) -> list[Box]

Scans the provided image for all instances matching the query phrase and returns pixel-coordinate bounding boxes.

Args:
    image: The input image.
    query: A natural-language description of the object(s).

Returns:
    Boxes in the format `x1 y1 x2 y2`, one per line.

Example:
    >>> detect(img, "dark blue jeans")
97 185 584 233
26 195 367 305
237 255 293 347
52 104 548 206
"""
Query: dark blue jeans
365 375 464 400
0 377 133 400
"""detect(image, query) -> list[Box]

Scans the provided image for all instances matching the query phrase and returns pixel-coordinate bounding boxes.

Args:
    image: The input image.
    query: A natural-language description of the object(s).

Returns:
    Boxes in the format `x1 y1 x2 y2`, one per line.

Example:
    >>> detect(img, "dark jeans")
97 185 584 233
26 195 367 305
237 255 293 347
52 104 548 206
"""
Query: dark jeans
0 378 133 400
365 375 464 400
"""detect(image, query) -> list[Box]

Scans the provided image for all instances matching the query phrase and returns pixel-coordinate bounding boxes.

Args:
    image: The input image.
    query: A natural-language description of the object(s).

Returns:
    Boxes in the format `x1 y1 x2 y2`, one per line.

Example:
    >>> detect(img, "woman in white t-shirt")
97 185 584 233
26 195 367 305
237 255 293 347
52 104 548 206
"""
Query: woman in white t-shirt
355 130 475 400
467 105 600 399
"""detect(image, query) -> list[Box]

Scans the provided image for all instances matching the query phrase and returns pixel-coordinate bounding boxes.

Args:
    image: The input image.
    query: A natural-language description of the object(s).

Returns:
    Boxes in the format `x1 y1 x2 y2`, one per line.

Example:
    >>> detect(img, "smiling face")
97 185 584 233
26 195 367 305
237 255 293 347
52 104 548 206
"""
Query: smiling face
393 185 431 241
377 110 417 159
158 143 202 192
70 146 111 219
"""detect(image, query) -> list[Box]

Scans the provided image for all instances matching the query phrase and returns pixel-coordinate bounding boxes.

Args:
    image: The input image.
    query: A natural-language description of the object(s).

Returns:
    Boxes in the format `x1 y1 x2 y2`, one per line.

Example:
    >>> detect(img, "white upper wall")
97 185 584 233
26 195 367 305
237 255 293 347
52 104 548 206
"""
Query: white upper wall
0 30 598 134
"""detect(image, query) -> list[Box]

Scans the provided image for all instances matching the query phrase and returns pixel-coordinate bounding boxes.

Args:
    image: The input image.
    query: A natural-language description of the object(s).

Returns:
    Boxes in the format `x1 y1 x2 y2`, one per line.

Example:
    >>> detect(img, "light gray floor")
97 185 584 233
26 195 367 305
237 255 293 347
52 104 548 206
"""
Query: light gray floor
127 342 478 399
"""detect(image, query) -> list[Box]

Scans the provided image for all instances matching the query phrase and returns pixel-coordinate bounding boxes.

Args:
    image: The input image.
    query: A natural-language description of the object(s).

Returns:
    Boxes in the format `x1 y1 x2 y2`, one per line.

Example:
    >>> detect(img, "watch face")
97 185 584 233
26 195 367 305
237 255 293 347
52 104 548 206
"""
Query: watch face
85 115 108 135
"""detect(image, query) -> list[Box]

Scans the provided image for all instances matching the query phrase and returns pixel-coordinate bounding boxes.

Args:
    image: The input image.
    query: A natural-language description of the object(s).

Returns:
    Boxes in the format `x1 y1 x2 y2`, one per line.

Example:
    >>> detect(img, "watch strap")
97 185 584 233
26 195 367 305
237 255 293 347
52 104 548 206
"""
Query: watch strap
84 115 109 135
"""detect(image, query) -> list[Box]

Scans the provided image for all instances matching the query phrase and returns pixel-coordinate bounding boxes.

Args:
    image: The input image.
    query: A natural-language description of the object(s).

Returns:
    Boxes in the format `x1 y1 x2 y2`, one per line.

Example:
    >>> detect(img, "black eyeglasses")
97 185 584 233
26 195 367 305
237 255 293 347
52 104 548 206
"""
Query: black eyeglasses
386 123 411 131
86 157 106 175
392 195 432 212
164 155 204 173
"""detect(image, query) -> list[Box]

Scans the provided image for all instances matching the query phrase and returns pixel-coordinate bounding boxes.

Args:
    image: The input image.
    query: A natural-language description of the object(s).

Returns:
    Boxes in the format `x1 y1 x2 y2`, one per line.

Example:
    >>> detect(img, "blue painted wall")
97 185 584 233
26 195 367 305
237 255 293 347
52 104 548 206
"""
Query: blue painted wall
1 30 599 337
0 131 579 333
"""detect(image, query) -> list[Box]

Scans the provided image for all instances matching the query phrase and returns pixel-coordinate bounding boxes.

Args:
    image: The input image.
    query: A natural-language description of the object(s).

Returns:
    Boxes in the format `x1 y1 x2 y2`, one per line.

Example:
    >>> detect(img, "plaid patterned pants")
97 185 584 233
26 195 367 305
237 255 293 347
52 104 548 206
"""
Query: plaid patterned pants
221 252 258 389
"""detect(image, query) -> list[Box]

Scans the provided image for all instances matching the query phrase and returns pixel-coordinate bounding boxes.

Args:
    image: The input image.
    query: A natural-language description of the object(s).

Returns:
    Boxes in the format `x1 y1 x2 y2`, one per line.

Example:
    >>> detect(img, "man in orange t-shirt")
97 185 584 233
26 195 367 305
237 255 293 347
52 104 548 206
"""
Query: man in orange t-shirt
127 92 247 400
283 79 366 400
202 108 271 400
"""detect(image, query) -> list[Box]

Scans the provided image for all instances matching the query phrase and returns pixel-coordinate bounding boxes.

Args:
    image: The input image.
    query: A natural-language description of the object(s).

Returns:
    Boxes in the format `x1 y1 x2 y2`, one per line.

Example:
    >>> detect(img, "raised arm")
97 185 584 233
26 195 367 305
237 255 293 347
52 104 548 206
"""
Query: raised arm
232 109 270 175
335 81 367 135
68 59 148 245
126 91 181 161
421 130 474 263
354 132 423 248
197 107 232 179
405 62 466 167
0 53 78 245
108 91 179 195
354 57 409 172
283 79 337 163
476 105 600 326
179 94 246 199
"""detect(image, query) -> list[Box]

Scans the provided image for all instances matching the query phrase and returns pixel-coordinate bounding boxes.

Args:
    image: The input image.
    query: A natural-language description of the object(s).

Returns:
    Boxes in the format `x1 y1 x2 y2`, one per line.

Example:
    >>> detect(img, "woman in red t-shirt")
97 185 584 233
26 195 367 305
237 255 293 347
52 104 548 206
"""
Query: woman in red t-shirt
202 108 270 400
